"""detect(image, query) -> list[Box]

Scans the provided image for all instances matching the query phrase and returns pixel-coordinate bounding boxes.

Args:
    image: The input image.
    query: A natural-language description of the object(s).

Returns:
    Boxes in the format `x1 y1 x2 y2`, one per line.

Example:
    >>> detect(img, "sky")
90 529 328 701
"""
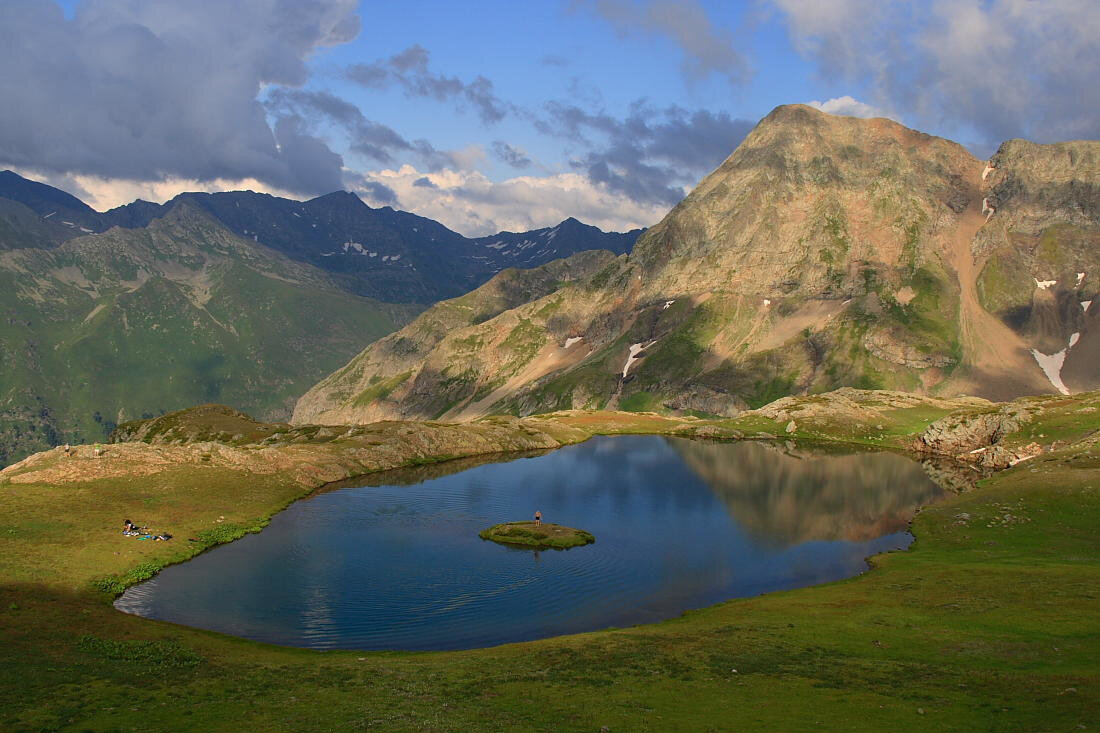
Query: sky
1 0 1097 236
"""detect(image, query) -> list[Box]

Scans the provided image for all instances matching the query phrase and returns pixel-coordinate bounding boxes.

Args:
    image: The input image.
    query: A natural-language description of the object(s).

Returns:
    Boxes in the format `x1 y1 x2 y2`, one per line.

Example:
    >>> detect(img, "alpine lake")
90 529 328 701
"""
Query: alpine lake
116 435 945 651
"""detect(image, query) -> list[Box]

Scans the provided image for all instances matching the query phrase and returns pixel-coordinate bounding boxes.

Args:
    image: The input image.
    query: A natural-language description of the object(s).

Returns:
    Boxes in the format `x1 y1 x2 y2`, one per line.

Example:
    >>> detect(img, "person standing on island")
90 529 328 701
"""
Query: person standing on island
534 510 542 527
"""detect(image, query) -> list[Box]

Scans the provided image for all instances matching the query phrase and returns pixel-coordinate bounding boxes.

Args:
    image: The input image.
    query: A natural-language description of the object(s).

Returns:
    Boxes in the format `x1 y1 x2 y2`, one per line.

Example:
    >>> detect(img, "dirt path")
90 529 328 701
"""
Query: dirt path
943 170 1050 399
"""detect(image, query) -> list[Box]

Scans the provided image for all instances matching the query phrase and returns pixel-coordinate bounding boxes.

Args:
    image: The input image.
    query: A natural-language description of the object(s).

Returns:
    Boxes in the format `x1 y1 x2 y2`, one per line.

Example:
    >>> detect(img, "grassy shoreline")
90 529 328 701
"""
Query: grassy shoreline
1 391 1097 731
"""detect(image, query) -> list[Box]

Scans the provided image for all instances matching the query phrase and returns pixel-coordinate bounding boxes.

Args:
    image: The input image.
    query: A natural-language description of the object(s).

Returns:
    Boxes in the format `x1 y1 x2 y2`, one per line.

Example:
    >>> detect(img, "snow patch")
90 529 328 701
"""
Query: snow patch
622 342 650 378
662 300 675 310
79 227 93 233
762 298 771 307
292 212 300 218
1034 278 1056 290
486 240 508 250
1083 300 1093 312
1030 348 1070 395
1076 272 1085 287
564 336 583 349
981 163 995 180
43 211 55 218
981 198 995 220
1069 332 1080 348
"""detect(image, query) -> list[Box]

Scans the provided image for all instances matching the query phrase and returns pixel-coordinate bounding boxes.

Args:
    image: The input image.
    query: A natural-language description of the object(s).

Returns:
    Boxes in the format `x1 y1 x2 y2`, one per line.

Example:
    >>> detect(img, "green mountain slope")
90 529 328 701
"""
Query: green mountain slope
0 203 411 464
295 105 1099 425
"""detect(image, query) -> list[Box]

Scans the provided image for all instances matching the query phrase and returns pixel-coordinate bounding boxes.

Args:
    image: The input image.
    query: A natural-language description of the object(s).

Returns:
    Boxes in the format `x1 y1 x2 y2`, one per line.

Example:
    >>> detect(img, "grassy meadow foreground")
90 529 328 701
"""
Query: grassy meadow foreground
0 390 1097 731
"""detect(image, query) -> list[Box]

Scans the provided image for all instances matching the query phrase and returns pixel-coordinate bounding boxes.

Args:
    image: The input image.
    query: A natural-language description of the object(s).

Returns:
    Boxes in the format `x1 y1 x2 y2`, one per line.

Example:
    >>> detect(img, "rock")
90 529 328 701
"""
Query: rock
861 329 956 369
663 387 745 417
915 404 1034 455
676 425 744 440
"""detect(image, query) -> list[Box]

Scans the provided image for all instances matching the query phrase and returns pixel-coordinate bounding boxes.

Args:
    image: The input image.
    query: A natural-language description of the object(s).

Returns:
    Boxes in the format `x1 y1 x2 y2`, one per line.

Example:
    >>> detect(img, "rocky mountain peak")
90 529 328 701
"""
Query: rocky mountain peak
294 107 1098 426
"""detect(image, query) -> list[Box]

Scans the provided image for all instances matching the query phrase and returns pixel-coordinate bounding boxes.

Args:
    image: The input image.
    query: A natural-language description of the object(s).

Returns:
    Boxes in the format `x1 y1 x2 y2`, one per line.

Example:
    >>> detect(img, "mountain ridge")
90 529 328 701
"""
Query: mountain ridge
0 170 644 302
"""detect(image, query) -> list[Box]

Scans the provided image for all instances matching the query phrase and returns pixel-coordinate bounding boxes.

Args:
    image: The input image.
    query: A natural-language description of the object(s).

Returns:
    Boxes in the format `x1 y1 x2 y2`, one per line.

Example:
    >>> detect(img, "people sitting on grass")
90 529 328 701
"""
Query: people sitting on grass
121 519 171 541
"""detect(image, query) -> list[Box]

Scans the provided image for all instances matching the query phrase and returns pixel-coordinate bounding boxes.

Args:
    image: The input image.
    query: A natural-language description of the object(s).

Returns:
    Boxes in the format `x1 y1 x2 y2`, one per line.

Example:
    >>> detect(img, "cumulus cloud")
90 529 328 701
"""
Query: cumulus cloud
773 0 1100 145
0 0 360 196
540 102 755 206
347 44 512 124
572 0 750 87
806 96 892 120
354 165 666 236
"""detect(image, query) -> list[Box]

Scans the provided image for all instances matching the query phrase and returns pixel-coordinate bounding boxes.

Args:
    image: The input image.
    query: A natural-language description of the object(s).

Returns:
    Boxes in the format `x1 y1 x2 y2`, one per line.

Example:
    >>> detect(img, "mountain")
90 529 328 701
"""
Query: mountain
470 217 638 271
0 170 111 238
293 105 1100 425
0 171 643 303
0 202 411 465
0 173 643 463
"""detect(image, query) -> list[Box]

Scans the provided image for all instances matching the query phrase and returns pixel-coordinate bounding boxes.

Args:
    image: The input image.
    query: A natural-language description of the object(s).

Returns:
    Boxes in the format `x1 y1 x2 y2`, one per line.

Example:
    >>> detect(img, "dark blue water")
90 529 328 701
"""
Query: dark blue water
116 436 943 650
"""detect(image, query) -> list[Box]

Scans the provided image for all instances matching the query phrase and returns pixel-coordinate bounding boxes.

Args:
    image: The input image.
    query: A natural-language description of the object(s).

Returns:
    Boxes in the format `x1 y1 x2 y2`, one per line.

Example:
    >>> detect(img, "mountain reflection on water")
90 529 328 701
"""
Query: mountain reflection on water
116 435 945 650
670 440 944 545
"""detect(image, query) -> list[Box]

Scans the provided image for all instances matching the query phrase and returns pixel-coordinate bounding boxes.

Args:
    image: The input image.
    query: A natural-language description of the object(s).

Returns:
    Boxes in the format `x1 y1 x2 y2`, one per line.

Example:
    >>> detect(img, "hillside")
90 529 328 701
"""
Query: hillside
295 105 1099 425
0 203 409 464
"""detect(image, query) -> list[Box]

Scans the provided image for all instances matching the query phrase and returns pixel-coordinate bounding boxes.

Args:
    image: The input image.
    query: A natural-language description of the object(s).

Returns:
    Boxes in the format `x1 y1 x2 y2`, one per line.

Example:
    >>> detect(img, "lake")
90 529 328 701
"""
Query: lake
115 436 944 650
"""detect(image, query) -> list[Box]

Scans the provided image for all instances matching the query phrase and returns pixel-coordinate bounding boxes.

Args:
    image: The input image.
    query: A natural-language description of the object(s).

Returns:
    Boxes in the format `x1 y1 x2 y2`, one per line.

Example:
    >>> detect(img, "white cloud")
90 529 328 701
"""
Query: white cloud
14 168 302 212
355 165 668 236
774 0 1100 145
806 96 892 120
573 0 750 87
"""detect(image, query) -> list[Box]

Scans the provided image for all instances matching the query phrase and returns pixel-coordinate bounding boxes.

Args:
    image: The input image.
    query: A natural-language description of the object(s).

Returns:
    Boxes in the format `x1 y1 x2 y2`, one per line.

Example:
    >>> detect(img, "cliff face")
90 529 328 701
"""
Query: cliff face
973 139 1100 392
294 105 1099 426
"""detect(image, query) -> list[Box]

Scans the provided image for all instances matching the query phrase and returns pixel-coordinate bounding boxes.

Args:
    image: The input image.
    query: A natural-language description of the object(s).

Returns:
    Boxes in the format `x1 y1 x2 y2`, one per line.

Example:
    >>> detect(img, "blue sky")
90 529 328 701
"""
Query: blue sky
5 1 1098 235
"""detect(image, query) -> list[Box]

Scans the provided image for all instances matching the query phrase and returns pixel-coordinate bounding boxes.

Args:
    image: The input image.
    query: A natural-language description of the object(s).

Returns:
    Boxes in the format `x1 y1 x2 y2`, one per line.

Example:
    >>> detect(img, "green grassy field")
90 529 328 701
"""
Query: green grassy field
0 395 1097 731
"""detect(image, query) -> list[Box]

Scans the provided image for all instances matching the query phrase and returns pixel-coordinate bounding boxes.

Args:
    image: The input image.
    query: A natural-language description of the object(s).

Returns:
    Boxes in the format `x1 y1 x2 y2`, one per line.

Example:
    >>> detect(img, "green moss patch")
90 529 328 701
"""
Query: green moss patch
479 521 595 549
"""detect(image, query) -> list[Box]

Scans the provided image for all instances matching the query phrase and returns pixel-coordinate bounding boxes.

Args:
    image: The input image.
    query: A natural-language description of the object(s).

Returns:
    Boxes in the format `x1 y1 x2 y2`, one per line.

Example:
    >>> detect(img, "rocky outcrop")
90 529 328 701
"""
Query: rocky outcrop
912 402 1049 469
915 404 1034 455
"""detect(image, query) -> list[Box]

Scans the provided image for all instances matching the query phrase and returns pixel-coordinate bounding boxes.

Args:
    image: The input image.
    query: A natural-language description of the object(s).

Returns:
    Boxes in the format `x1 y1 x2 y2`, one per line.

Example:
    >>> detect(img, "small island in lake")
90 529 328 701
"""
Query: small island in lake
479 521 595 549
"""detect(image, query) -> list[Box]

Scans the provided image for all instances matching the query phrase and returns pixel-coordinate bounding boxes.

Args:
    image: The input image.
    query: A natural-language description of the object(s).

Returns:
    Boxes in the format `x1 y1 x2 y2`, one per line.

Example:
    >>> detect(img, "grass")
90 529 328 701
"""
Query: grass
0 395 1097 731
479 521 595 549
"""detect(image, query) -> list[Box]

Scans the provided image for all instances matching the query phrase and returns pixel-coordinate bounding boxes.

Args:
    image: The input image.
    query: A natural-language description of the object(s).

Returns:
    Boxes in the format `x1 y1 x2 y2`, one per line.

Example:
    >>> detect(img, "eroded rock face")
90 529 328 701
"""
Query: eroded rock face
915 404 1034 455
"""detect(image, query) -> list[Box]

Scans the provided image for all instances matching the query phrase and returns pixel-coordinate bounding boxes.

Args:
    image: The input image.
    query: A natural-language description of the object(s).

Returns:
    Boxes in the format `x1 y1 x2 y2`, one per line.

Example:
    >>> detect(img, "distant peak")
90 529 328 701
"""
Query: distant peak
309 190 365 205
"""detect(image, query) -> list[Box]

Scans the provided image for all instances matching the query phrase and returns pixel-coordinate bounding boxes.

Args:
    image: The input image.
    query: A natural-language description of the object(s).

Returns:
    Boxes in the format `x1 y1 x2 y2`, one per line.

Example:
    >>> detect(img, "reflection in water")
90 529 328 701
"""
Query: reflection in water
116 436 944 651
671 440 944 545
